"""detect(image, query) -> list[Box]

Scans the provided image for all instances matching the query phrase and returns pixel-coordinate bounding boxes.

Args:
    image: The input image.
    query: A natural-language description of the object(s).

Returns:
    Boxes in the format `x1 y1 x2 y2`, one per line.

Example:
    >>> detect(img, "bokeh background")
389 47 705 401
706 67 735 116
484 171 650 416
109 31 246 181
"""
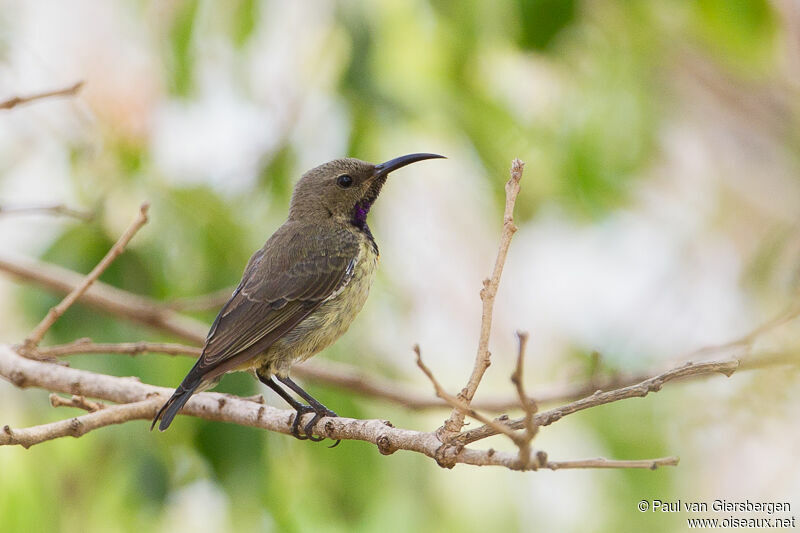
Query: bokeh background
1 1 800 531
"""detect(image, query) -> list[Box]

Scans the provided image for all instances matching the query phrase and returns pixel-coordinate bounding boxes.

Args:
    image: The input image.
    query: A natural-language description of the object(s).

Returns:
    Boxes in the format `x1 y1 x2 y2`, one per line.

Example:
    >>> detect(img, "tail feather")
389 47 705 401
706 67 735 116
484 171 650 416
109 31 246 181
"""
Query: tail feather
151 381 202 432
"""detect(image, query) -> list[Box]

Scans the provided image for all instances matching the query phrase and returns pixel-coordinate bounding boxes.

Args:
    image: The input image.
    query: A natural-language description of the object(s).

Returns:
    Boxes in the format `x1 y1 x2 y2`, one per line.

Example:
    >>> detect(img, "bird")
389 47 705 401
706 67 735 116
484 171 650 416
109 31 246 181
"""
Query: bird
152 153 444 442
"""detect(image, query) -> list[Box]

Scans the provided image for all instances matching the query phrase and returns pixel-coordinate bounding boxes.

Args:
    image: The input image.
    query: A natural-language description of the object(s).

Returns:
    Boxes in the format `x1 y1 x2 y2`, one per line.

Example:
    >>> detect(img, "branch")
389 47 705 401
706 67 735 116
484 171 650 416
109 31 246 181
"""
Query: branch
49 393 106 412
0 398 160 448
0 203 93 221
454 359 741 446
442 159 524 435
0 344 675 471
545 456 679 470
510 331 537 465
0 81 84 110
687 300 800 360
23 203 150 351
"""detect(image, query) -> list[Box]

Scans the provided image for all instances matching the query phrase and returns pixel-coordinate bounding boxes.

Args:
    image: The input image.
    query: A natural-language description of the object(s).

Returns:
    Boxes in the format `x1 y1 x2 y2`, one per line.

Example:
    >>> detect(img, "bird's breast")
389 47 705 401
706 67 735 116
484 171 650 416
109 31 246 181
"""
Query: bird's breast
262 238 379 375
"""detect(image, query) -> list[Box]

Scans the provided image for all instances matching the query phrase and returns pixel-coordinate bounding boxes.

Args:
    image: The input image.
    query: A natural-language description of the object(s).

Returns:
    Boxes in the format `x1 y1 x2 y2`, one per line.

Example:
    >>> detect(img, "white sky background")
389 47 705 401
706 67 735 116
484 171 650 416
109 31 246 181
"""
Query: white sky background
1 0 799 530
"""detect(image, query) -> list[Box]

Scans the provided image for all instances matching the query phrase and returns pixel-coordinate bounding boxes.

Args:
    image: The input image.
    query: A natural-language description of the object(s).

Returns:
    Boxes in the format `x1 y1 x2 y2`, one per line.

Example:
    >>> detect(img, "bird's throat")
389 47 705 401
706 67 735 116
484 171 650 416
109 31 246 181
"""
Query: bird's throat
351 201 371 230
351 200 378 254
351 176 387 255
350 174 387 230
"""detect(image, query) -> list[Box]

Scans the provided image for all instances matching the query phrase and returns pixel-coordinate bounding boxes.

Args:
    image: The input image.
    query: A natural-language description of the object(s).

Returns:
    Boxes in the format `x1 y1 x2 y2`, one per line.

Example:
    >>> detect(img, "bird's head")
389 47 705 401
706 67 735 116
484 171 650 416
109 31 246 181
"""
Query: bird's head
288 153 444 228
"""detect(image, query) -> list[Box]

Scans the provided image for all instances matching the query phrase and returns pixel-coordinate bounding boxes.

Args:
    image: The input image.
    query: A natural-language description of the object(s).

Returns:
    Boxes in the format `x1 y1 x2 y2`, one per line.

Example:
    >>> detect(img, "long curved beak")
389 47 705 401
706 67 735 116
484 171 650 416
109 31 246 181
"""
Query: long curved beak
373 153 445 178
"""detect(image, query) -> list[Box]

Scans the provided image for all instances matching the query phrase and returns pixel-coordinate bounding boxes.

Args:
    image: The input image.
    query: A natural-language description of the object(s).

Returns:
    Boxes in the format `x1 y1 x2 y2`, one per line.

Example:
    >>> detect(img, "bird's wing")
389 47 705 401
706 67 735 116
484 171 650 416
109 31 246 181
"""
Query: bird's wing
192 223 360 377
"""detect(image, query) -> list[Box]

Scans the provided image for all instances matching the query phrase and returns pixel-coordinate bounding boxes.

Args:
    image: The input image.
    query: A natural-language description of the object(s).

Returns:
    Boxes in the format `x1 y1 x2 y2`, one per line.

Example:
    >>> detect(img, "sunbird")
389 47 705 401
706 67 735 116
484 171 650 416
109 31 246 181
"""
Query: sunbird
152 153 444 441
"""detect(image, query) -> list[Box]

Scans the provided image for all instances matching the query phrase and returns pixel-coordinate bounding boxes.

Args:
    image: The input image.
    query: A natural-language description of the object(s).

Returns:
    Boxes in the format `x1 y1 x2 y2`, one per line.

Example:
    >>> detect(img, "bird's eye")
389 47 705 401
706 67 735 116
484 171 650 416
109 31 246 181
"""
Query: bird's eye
336 174 354 189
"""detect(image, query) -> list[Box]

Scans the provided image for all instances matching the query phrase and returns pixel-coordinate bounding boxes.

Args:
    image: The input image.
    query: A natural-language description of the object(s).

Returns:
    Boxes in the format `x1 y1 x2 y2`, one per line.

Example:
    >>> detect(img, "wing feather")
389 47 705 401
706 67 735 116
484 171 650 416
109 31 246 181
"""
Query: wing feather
190 223 360 376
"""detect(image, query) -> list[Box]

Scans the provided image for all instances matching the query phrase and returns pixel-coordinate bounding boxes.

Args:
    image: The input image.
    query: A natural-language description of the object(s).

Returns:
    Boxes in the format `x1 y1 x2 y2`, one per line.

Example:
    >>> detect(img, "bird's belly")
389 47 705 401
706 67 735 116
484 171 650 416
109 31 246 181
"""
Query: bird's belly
257 242 378 376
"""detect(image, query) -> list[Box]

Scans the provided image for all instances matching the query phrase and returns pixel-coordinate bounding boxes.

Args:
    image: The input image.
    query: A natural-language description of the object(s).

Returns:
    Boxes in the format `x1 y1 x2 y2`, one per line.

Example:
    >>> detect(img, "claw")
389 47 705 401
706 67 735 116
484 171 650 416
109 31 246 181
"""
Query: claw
289 405 315 440
302 408 339 443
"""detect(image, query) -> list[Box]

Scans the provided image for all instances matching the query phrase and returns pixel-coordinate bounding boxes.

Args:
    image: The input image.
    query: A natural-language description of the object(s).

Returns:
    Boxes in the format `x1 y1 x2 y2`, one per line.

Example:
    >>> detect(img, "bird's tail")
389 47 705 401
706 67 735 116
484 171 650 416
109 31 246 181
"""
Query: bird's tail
151 378 203 432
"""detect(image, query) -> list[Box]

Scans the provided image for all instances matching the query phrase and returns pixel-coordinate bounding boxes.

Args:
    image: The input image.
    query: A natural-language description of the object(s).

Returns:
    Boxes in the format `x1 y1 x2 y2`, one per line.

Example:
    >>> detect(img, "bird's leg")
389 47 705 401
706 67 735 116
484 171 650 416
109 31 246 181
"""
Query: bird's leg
276 376 340 446
256 372 314 441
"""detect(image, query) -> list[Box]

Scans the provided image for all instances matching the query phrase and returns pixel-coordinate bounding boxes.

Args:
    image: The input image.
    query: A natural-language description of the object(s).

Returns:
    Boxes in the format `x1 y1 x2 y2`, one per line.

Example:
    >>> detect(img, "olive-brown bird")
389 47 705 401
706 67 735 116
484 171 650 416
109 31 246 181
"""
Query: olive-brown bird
152 153 444 440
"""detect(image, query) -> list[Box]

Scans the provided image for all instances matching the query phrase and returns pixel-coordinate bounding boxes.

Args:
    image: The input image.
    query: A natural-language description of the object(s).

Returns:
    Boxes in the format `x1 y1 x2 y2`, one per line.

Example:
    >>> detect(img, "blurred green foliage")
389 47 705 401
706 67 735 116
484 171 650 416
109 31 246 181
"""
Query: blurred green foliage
0 0 786 531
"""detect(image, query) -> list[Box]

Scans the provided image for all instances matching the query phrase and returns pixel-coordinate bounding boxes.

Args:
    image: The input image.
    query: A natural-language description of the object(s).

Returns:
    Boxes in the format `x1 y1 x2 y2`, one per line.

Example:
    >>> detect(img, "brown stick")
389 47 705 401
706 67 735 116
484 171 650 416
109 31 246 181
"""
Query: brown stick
49 393 106 412
685 301 800 360
23 203 150 351
545 456 679 470
442 159 524 435
0 81 84 110
0 399 160 448
510 331 538 465
0 203 93 221
454 359 741 446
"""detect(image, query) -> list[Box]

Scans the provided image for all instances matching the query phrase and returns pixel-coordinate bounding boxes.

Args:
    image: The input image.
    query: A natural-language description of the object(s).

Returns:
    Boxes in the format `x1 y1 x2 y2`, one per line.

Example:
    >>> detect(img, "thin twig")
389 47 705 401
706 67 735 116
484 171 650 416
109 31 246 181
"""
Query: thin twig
685 300 800 360
414 344 521 443
442 158 524 436
0 398 159 448
510 331 537 465
454 359 741 446
49 393 106 412
22 203 150 351
0 81 84 110
545 456 679 470
0 203 93 221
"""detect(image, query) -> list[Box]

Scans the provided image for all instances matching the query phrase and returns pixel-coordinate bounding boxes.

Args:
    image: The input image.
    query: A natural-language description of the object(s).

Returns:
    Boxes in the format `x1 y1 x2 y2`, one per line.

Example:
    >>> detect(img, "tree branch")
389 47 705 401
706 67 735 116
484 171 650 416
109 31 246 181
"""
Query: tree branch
0 81 84 110
49 393 106 412
510 331 538 465
0 203 93 221
442 158 524 436
545 456 679 470
454 359 742 446
1 398 160 448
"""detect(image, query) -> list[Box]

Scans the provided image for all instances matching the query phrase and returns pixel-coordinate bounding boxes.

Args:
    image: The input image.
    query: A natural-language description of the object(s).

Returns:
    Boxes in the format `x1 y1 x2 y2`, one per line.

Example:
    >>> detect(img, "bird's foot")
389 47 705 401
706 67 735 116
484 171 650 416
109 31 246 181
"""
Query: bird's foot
289 405 316 440
290 406 339 444
302 408 339 445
